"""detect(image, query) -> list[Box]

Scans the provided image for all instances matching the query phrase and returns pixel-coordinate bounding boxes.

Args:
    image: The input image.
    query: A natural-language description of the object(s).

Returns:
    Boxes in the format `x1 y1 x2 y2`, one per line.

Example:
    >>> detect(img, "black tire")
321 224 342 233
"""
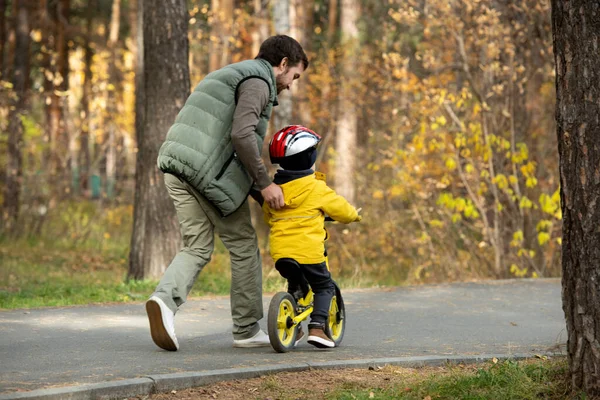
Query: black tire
267 292 298 353
327 282 346 346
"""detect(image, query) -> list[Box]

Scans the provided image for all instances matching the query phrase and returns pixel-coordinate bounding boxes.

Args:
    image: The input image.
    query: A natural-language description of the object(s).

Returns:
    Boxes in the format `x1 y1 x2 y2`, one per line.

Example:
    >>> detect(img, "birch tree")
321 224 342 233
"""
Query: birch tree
334 0 359 203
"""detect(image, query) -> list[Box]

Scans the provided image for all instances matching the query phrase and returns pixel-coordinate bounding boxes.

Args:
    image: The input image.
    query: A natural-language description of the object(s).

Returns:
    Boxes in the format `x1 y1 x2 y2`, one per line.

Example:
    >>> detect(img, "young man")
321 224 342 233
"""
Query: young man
146 35 309 351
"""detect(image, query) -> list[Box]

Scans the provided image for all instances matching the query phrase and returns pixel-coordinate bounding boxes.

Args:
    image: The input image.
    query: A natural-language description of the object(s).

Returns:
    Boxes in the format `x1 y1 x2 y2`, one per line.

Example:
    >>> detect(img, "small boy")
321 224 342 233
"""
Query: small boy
263 125 361 348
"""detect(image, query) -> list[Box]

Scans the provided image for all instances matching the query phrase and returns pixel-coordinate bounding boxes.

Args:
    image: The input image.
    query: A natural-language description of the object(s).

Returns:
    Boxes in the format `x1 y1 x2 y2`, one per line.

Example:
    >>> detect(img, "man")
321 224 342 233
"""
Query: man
146 35 309 350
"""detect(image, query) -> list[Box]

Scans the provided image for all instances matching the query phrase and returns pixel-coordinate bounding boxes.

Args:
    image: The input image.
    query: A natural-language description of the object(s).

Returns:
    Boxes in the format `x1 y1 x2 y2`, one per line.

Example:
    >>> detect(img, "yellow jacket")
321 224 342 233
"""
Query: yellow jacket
263 172 360 264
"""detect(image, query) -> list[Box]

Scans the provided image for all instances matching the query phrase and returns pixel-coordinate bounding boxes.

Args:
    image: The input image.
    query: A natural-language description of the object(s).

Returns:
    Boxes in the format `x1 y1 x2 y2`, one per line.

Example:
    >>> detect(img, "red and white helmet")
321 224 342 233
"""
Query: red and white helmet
269 125 322 164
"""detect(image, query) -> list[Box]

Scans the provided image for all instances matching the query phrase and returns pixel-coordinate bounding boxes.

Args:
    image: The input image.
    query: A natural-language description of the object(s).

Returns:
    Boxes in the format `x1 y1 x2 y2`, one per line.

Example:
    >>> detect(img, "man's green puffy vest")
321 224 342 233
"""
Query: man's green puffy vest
157 59 278 216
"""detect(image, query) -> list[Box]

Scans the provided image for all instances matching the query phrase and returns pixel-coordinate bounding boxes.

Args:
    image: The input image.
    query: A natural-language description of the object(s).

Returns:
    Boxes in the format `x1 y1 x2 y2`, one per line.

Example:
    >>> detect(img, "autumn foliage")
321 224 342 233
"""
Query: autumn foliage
0 0 558 284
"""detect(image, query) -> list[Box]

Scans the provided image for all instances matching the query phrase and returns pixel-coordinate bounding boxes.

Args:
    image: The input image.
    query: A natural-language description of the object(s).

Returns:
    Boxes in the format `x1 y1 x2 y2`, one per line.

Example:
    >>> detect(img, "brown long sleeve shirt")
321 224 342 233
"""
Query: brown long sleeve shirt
231 78 272 191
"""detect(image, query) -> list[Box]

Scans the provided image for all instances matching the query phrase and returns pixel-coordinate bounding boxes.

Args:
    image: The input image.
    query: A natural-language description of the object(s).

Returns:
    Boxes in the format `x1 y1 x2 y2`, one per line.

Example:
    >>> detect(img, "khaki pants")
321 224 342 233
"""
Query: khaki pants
152 173 263 340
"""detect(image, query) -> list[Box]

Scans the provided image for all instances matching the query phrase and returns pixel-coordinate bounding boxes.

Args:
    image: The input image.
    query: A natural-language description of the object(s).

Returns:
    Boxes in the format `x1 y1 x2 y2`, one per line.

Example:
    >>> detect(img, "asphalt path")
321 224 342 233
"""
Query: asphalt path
0 279 565 396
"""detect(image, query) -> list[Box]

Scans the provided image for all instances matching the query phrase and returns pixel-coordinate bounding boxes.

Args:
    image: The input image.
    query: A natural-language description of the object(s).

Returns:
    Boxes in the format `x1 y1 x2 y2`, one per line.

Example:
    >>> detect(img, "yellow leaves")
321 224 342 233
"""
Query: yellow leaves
493 174 508 190
454 133 467 149
373 190 384 200
437 193 480 220
537 232 550 246
512 143 529 164
465 164 474 174
525 177 538 188
510 264 528 278
445 157 457 171
536 219 552 232
519 196 533 209
429 219 444 228
539 190 562 219
511 230 524 247
520 161 536 176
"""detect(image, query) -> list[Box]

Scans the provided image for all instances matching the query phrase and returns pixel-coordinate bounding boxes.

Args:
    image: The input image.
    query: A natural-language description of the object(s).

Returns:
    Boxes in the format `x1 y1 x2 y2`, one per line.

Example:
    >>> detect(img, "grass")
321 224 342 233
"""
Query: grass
327 358 582 400
0 200 383 309
146 358 582 400
0 231 306 310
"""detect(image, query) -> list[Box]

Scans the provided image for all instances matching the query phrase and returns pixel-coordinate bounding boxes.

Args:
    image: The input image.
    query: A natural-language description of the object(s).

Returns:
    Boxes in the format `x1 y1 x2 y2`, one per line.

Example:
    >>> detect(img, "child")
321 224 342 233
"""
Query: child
263 125 361 348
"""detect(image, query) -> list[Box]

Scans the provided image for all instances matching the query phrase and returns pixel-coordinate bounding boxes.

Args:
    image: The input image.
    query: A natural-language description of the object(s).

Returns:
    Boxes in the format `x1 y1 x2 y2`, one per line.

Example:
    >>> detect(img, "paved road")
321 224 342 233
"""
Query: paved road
0 279 565 395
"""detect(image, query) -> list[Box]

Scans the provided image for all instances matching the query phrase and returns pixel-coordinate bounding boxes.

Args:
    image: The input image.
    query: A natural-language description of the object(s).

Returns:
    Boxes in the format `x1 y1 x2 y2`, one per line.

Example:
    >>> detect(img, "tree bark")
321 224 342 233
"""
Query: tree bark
334 0 359 204
79 0 93 195
0 0 6 78
209 0 233 71
273 0 291 128
289 0 312 125
128 0 189 280
2 0 29 233
45 0 69 189
552 0 600 396
105 0 121 199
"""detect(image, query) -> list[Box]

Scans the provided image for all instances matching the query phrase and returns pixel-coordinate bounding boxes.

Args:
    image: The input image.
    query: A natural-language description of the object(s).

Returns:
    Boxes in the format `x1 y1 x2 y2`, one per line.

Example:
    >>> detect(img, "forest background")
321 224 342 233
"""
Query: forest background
0 0 561 307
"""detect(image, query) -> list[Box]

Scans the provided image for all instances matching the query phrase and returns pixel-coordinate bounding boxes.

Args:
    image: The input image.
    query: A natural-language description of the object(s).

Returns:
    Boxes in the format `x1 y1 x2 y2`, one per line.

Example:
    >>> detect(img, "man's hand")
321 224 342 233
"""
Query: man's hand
261 183 285 210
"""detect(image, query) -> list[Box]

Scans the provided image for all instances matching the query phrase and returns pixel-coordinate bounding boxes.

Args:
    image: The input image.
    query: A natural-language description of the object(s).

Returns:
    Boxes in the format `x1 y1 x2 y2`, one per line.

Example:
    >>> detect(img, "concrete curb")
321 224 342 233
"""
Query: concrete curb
0 353 555 400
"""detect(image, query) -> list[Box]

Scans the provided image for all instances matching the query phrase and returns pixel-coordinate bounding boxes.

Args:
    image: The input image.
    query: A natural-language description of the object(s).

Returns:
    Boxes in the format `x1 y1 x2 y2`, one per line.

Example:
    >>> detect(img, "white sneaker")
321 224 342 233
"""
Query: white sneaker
233 329 271 348
146 296 179 351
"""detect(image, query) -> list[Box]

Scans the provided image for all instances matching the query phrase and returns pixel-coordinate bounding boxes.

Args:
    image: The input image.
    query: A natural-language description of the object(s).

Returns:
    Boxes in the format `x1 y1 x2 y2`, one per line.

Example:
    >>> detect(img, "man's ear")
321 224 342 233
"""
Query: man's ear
278 57 288 70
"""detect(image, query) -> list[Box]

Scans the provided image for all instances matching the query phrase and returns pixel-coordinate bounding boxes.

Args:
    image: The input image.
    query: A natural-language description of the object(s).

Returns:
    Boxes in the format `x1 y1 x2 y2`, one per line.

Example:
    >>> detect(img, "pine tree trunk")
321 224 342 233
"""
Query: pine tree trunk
0 0 6 78
552 0 600 396
2 0 29 234
334 0 359 204
128 0 189 280
79 0 93 195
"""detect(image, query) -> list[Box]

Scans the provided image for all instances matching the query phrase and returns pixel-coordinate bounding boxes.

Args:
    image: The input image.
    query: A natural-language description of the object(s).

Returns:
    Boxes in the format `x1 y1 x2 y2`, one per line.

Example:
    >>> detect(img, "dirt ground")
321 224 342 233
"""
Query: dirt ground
127 365 455 400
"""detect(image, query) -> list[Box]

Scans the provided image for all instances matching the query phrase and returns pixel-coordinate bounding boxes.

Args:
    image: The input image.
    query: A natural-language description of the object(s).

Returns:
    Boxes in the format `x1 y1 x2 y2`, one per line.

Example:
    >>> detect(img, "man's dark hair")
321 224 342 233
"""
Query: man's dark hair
256 35 309 70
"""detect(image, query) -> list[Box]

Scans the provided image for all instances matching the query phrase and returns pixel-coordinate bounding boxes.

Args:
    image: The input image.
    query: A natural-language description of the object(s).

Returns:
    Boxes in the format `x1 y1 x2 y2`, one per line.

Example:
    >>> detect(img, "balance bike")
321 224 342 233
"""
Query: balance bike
267 256 346 353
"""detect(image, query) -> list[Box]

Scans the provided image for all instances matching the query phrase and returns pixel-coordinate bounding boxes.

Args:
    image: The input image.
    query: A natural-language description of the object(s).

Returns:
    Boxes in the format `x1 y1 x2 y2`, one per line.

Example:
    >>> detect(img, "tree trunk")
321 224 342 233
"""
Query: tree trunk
209 0 233 71
46 0 69 191
251 0 268 56
552 0 600 396
79 0 93 195
273 0 291 128
327 0 337 44
2 0 29 234
334 0 359 204
0 0 6 78
128 0 189 280
289 0 312 125
105 0 121 199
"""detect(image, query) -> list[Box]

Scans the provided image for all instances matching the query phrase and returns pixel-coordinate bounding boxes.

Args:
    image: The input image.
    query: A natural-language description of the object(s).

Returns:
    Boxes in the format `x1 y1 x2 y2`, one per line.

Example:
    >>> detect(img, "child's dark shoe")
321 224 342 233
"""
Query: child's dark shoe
307 324 334 348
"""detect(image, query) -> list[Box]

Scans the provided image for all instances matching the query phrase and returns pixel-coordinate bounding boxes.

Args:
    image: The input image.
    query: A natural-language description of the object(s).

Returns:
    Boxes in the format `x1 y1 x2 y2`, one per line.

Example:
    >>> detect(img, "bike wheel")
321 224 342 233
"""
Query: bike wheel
328 283 346 346
268 292 298 353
